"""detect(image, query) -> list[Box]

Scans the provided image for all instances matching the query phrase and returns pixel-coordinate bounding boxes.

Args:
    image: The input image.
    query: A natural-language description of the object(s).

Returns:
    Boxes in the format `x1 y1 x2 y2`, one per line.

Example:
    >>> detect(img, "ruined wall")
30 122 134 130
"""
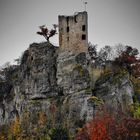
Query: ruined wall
59 11 88 54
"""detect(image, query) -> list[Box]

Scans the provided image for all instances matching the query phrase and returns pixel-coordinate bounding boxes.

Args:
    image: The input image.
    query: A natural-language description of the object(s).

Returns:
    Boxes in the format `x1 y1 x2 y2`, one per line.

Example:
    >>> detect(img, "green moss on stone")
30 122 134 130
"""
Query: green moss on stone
73 64 85 77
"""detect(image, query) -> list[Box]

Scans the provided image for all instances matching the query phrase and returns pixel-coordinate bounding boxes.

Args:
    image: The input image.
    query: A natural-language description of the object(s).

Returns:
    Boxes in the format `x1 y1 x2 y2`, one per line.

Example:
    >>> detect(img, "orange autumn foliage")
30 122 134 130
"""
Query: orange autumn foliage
38 112 47 128
75 111 140 140
75 113 112 140
8 117 24 140
10 117 21 137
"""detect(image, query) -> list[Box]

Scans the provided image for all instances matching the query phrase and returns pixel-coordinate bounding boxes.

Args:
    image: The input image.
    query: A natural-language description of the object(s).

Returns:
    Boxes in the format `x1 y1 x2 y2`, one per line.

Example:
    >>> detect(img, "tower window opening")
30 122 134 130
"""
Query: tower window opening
74 15 77 23
66 17 69 25
31 56 33 61
67 37 69 41
82 25 86 31
67 27 69 32
82 34 86 40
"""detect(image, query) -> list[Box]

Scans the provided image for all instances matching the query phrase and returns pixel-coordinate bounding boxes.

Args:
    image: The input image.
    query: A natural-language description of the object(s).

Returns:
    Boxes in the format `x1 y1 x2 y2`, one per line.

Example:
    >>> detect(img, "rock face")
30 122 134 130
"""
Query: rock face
0 42 93 132
57 51 90 95
0 66 18 124
19 42 58 99
93 73 134 113
0 42 135 133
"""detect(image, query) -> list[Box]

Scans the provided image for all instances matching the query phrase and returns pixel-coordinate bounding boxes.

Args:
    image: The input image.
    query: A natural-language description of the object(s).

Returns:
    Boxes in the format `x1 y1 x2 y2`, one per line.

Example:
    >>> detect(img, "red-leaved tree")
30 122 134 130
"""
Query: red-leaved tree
75 113 113 140
37 24 58 42
114 46 140 77
75 110 140 140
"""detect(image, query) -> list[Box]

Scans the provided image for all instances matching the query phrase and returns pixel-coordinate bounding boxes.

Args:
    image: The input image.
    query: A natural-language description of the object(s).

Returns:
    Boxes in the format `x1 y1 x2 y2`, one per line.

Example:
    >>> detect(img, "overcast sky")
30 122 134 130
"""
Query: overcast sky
0 0 140 66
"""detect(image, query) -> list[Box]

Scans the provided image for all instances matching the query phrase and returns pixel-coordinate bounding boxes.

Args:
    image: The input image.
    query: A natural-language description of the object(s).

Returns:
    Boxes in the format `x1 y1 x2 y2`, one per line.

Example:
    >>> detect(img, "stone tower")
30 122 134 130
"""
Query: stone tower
57 11 89 95
58 11 88 54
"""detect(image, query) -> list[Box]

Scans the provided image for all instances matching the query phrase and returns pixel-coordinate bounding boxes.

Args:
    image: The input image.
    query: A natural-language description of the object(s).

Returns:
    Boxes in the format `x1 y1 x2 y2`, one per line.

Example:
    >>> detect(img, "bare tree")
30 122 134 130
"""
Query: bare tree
114 43 126 58
88 42 98 60
98 45 114 62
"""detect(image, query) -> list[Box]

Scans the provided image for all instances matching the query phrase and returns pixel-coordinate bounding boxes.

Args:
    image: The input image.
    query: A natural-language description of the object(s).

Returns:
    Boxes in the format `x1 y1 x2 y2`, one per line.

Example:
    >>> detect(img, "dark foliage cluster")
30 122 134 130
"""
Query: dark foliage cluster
88 43 140 77
114 46 140 77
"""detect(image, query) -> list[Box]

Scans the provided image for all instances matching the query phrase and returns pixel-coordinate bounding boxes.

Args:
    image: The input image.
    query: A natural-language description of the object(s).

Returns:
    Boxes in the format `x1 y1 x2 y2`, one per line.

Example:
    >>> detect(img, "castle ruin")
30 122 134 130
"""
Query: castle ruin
58 11 88 54
57 11 89 95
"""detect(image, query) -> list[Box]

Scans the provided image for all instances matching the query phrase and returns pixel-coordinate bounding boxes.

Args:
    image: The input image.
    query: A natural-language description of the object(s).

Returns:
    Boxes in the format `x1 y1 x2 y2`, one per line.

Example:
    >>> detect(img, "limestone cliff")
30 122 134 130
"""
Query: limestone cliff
0 42 135 134
93 72 134 113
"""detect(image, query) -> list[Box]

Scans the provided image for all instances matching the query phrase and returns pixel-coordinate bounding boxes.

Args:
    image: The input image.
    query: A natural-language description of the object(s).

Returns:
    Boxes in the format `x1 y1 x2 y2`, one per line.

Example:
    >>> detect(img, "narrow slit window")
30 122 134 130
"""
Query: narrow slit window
82 25 86 31
67 27 69 32
74 15 77 23
31 56 33 61
82 34 86 40
67 37 69 41
66 17 69 25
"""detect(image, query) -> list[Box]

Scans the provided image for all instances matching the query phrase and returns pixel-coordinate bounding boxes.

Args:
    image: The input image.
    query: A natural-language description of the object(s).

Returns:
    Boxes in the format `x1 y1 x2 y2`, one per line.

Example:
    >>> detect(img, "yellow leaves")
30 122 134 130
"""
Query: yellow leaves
130 76 140 95
130 101 140 119
10 117 21 137
0 135 6 140
88 96 104 106
38 112 47 128
76 127 82 133
73 65 85 77
16 137 25 140
89 96 98 101
103 67 112 75
1 111 49 140
8 117 27 140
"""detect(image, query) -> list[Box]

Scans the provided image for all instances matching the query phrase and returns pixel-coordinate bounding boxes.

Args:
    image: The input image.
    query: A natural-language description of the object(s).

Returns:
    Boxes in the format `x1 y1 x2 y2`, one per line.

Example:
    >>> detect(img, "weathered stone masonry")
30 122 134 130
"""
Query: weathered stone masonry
58 11 88 54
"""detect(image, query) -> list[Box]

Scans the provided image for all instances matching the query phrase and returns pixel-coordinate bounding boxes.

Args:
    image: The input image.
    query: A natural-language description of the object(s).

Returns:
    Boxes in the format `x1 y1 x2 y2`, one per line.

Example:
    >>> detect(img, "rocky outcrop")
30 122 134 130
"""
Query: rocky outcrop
0 42 58 124
19 42 58 99
0 42 93 132
93 72 134 113
0 42 135 134
0 65 19 124
57 51 90 94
